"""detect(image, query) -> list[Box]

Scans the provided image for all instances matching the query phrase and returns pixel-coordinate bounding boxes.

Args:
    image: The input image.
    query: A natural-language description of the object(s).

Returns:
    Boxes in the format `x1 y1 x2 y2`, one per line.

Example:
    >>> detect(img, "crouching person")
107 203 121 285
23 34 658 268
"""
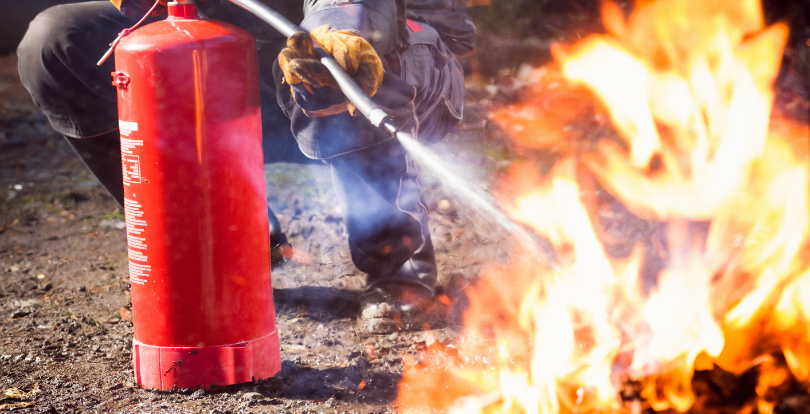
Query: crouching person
275 0 474 333
16 0 475 334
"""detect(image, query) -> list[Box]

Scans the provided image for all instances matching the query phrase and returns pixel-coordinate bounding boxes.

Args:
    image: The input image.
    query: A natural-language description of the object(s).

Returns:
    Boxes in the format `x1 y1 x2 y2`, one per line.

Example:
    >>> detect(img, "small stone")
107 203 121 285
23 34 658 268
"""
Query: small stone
14 299 42 308
9 265 19 272
242 392 262 401
99 219 126 230
37 274 46 280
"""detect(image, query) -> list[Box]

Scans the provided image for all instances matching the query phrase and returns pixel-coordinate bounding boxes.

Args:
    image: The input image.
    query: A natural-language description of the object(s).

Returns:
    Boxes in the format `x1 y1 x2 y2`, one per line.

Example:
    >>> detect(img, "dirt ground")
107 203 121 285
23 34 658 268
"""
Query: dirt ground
0 47 521 413
2 5 808 411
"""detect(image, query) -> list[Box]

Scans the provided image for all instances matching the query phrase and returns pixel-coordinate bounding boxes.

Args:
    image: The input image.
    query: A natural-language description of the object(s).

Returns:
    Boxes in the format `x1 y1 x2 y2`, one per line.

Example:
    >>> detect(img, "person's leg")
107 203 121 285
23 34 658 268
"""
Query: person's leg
326 139 439 333
64 132 125 207
17 1 149 139
328 140 436 290
17 1 149 206
271 21 463 332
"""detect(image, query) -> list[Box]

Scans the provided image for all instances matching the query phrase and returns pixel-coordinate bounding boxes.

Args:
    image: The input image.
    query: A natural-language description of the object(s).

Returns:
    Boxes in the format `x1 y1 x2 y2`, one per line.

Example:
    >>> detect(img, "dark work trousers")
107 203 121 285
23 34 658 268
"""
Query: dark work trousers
17 1 438 292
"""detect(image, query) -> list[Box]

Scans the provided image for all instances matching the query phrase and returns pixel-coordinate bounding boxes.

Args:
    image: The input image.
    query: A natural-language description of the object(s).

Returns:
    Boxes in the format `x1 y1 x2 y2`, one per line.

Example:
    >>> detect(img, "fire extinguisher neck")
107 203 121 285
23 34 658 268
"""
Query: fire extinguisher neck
168 1 199 19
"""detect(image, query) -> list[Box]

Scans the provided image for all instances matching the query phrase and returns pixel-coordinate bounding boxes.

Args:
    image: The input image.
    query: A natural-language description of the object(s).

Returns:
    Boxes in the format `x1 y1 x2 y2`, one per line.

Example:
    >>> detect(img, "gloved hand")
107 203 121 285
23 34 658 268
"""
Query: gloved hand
278 25 384 117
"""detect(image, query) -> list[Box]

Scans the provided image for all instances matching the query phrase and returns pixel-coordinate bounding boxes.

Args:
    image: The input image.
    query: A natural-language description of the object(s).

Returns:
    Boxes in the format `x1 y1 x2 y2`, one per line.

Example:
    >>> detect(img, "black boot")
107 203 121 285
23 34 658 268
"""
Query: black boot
358 282 439 334
267 206 290 266
357 236 441 334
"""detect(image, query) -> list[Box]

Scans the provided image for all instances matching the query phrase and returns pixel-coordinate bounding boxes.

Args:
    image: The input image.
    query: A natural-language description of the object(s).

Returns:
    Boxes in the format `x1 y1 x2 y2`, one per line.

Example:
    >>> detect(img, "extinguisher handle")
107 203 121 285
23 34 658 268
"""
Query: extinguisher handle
226 0 393 129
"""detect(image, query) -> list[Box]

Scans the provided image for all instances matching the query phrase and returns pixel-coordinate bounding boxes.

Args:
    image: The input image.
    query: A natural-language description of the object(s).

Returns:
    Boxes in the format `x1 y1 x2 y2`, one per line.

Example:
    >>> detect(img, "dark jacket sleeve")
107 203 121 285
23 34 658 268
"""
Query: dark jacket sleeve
301 0 401 56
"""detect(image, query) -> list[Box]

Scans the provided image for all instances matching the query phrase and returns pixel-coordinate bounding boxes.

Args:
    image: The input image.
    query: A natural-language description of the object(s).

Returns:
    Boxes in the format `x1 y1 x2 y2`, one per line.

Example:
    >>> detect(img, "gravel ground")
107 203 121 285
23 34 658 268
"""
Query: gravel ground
0 51 518 413
2 7 807 409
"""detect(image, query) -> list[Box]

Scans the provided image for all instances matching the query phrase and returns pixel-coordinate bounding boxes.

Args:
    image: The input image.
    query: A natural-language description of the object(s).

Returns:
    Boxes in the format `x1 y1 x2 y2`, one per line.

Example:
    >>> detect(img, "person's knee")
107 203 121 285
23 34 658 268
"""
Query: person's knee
18 6 72 63
17 5 79 88
18 2 119 109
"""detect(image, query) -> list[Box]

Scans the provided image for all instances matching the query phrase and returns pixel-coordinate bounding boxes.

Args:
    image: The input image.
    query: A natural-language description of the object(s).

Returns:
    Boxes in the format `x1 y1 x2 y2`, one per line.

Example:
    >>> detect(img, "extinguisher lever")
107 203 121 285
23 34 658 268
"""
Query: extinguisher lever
226 0 394 130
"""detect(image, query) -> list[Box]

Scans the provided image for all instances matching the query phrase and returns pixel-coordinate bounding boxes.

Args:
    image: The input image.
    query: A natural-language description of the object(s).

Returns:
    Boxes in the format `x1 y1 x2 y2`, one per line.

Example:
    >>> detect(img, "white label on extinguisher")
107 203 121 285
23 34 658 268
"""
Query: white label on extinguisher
129 262 151 285
121 138 143 155
122 155 142 185
119 120 138 132
124 197 150 285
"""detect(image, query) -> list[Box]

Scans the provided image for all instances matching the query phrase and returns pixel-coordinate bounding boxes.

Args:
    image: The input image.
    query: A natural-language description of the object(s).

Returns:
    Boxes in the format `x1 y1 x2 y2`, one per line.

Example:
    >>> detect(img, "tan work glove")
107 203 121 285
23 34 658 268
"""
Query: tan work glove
278 25 384 117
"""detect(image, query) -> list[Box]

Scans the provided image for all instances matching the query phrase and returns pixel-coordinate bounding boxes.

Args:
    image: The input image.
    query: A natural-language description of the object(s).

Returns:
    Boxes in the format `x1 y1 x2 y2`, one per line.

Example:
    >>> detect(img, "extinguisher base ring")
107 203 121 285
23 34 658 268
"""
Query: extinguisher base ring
132 329 281 390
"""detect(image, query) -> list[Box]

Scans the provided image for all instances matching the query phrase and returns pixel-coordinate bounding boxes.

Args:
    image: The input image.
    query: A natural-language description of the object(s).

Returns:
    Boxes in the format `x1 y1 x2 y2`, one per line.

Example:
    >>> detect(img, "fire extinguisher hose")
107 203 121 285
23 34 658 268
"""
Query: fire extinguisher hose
226 0 399 136
228 0 560 268
225 0 559 267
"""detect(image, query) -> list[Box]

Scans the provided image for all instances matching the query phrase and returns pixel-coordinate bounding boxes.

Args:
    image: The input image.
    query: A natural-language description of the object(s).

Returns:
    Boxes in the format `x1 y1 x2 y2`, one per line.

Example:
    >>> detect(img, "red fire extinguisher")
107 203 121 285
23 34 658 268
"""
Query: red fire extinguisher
111 0 280 390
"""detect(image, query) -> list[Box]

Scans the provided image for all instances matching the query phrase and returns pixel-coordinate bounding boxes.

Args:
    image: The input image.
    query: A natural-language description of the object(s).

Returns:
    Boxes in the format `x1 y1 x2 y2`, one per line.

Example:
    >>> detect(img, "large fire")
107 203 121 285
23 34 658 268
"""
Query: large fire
398 0 810 413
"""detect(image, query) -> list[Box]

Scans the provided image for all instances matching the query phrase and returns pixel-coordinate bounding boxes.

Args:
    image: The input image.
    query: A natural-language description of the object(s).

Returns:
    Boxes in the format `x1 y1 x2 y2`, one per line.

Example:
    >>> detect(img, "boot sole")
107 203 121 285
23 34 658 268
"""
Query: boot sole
356 306 441 334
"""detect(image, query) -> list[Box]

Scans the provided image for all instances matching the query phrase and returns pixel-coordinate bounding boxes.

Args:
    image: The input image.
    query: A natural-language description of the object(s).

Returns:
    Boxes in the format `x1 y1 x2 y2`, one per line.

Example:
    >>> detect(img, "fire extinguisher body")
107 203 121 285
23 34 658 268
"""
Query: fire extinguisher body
113 3 280 390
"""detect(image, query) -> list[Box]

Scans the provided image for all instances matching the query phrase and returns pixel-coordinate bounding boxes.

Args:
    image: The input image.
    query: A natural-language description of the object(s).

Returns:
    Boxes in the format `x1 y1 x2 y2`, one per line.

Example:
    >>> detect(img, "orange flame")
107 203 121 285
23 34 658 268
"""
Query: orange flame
398 0 810 412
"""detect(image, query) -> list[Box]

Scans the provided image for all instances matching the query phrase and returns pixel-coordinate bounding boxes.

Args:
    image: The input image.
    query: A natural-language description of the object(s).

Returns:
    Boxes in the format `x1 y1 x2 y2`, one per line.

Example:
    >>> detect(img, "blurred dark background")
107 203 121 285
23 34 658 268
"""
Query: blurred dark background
0 0 90 56
0 0 606 57
2 0 808 80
